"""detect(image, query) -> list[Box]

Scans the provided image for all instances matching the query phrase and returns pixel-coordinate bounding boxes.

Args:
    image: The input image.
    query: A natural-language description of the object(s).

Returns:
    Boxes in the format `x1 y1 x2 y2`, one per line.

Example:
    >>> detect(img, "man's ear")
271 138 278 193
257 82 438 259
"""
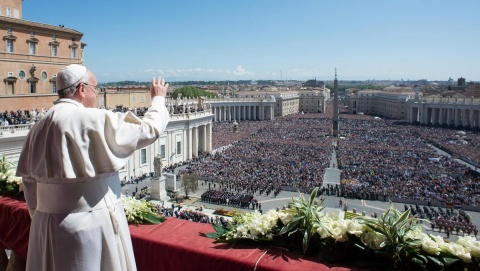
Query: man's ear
74 83 86 100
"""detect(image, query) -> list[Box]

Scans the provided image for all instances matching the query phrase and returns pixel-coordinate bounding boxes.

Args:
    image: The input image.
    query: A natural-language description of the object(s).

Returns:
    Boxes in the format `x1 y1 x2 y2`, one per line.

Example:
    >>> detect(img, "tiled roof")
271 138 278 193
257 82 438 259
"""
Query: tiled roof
0 16 83 36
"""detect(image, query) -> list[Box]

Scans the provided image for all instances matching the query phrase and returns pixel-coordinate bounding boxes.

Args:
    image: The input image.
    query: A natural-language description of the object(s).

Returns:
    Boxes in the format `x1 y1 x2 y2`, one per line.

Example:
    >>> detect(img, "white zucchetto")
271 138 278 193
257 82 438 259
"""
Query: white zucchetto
56 64 87 92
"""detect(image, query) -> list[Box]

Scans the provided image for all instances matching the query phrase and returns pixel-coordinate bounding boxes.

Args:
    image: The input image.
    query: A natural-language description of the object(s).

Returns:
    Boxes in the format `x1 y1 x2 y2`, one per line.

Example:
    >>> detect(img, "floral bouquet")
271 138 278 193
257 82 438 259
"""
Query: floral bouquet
214 208 240 217
121 195 166 225
0 155 22 196
204 187 480 270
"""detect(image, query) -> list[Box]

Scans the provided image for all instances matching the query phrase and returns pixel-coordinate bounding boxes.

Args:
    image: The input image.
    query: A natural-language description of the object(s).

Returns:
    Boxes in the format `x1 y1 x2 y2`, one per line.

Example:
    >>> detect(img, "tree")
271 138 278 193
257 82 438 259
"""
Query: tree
181 174 199 199
171 86 218 99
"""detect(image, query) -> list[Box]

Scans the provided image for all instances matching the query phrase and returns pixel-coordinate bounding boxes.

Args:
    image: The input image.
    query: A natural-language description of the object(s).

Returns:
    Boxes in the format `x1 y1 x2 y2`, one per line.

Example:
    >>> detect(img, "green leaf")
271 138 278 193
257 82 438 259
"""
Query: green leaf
409 255 427 267
426 255 444 267
442 256 460 266
393 209 410 228
303 229 310 254
280 219 301 235
366 223 389 237
308 187 318 206
142 213 165 224
203 232 224 240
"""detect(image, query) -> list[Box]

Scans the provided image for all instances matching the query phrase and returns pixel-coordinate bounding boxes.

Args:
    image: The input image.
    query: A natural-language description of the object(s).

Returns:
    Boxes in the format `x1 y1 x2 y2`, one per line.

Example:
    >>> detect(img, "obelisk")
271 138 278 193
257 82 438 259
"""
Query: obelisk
332 69 339 137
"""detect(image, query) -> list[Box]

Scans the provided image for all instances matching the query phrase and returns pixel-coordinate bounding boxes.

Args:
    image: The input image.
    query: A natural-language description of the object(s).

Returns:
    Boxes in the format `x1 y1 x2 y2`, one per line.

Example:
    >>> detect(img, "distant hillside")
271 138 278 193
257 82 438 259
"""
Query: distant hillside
99 80 298 87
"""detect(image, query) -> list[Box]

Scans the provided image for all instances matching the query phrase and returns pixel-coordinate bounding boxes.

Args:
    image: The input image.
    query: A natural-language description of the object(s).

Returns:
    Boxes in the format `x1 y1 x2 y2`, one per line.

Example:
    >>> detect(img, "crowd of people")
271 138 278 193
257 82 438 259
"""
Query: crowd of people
179 116 334 198
157 204 230 226
337 116 480 207
0 108 47 125
200 189 254 209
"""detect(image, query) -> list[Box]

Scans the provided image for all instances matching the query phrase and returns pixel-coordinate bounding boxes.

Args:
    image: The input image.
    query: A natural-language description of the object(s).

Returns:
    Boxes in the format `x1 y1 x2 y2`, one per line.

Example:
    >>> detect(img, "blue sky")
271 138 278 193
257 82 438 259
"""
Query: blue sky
24 0 480 83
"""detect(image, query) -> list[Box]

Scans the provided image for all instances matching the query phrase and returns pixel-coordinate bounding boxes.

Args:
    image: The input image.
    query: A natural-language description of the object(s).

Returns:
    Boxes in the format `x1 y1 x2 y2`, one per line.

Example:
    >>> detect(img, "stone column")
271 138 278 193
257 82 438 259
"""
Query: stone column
193 127 198 157
421 107 427 124
206 123 212 152
447 108 452 126
201 125 207 152
439 108 444 125
188 127 193 160
454 109 460 127
470 109 475 128
253 106 257 120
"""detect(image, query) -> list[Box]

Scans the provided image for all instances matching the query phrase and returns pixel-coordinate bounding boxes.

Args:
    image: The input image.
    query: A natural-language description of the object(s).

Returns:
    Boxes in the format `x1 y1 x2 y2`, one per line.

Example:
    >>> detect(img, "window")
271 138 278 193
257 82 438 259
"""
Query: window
6 7 10 17
51 45 57 56
140 149 147 164
18 70 25 80
141 95 145 103
6 40 13 53
176 141 181 155
41 71 47 80
52 82 57 93
98 97 104 106
29 43 36 55
70 47 76 58
133 96 136 102
29 82 36 93
160 145 165 159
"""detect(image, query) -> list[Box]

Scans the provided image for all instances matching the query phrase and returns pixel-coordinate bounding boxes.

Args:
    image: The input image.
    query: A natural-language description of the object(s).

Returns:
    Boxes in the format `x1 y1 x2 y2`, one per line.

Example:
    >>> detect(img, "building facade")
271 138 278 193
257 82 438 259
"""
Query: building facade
1 0 85 109
208 96 276 121
346 86 415 119
234 91 302 117
0 107 213 182
406 96 480 128
298 90 326 113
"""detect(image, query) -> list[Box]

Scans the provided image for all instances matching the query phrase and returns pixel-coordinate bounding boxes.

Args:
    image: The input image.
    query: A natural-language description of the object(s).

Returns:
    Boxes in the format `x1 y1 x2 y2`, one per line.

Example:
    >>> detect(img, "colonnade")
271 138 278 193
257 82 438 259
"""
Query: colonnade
211 104 275 122
407 98 480 128
186 123 212 160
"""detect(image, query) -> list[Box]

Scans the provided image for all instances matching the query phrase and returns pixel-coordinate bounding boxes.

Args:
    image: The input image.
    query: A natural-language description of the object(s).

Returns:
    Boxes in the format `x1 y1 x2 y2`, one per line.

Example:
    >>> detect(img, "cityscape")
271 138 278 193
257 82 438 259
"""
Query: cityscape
1 0 480 270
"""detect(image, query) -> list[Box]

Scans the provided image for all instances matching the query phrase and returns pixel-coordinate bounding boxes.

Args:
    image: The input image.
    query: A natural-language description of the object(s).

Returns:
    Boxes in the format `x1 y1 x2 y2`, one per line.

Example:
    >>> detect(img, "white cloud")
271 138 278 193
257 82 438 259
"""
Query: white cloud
142 65 252 80
233 65 251 76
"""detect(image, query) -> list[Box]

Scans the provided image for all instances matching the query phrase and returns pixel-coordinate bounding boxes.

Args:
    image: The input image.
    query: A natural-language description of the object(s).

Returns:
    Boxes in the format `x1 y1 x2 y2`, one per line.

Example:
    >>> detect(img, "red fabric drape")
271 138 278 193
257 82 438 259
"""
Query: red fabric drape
0 197 364 271
129 219 363 271
0 197 30 261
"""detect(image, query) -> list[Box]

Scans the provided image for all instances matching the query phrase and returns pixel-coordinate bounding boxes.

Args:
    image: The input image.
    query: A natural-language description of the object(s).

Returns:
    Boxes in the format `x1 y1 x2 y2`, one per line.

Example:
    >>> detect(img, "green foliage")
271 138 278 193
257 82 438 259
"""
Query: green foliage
122 196 165 225
203 196 479 271
171 86 218 99
356 202 433 270
181 174 199 198
279 187 326 254
0 155 22 196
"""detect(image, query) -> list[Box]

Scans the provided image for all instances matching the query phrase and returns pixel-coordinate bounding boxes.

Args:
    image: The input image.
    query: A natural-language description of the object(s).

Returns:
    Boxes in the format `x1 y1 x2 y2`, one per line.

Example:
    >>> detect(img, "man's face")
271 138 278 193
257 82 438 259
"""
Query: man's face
82 71 98 108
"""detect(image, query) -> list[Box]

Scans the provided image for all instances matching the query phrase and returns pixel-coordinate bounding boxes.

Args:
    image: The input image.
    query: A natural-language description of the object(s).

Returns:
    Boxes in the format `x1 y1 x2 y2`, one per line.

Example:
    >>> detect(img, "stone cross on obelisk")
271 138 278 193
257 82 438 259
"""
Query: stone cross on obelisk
332 69 339 137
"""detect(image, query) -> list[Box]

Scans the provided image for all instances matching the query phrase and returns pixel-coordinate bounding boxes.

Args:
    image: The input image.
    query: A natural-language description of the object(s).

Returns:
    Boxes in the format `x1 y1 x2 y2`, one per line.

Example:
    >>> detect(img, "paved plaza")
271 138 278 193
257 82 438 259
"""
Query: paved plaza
122 166 480 244
121 143 480 243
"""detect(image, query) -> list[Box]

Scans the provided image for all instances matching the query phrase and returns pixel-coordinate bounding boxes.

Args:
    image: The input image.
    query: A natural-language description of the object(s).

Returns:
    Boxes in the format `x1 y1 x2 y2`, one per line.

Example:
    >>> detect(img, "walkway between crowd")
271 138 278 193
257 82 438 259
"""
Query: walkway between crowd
323 140 341 187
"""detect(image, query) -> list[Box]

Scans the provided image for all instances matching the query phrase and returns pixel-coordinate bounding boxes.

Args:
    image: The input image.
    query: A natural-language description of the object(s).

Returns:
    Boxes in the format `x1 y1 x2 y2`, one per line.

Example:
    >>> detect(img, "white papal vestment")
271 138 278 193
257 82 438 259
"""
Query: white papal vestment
16 98 169 271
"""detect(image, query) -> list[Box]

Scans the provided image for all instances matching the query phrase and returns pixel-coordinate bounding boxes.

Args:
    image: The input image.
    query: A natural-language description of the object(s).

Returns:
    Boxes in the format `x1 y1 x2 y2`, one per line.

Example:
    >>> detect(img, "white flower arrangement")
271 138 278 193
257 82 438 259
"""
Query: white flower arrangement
225 210 279 240
205 188 480 270
0 155 22 196
121 195 165 224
